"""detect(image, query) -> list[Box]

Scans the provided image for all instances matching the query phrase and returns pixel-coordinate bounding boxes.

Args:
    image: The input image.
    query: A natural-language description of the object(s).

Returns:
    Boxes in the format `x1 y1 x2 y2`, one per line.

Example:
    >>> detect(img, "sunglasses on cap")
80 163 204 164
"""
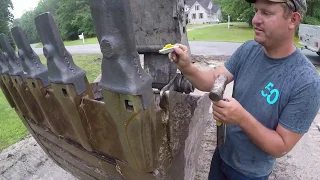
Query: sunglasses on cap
283 0 297 12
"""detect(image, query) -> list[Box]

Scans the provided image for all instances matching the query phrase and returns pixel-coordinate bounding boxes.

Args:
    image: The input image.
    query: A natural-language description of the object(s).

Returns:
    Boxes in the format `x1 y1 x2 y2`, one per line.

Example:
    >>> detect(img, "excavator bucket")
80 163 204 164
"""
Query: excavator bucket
0 0 216 179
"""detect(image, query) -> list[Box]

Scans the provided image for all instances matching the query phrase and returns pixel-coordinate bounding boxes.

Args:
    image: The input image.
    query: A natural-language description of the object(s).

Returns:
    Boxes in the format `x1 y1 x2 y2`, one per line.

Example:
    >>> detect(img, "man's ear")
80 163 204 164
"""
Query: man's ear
289 13 301 30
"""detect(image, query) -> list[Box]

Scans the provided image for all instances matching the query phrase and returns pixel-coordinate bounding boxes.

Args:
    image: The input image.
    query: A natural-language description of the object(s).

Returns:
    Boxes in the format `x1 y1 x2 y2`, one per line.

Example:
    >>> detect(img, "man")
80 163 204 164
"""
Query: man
169 0 320 179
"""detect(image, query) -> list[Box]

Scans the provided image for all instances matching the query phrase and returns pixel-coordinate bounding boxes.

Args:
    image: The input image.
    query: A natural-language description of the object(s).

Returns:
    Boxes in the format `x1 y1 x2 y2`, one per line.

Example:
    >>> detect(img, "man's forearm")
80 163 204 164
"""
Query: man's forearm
180 64 215 92
239 110 288 158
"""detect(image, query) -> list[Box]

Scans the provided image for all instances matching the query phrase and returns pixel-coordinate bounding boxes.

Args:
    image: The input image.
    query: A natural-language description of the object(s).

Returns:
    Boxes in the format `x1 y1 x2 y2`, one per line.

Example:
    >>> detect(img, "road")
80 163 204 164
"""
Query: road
303 49 320 65
32 41 320 65
31 41 242 56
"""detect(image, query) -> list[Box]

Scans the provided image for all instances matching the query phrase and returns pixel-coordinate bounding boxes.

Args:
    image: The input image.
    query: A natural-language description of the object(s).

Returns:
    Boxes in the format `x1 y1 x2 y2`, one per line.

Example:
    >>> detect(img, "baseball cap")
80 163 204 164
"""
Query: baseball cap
245 0 307 17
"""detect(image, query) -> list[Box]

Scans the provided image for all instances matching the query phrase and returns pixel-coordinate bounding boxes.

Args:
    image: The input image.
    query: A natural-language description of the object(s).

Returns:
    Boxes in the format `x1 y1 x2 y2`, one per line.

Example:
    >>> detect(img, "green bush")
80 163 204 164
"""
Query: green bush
302 16 320 25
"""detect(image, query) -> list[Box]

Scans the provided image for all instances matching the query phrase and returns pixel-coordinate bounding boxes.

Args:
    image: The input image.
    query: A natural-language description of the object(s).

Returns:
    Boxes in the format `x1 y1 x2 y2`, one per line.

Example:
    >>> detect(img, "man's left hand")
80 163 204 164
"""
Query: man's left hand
212 98 246 125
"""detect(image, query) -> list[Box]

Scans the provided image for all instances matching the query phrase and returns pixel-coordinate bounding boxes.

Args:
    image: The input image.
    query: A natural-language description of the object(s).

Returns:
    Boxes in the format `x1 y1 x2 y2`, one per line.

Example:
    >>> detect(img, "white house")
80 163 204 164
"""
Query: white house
185 0 222 25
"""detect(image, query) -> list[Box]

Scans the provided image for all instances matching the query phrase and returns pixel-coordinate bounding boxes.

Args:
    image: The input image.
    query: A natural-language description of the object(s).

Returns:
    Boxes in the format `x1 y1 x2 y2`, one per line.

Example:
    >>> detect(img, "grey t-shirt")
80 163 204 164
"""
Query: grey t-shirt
220 40 320 177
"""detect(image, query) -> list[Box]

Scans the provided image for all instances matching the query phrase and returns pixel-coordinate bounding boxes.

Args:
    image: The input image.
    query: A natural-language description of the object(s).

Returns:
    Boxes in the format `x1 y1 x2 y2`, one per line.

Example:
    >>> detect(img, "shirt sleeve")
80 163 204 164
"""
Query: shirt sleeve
279 81 320 134
224 41 250 79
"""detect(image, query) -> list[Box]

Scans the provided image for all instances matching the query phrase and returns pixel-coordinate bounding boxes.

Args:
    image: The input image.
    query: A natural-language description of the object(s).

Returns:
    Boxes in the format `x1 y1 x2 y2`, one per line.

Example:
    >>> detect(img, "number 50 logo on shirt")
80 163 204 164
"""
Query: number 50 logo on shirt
261 82 280 105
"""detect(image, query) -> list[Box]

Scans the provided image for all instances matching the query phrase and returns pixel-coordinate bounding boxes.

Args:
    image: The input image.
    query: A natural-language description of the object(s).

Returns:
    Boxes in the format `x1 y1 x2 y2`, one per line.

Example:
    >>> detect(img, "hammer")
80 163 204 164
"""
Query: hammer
209 74 228 147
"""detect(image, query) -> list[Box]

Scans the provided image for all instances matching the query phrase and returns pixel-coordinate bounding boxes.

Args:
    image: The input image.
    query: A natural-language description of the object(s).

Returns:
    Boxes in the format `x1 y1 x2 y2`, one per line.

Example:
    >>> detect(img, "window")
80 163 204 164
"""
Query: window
195 5 199 10
192 13 196 19
199 13 203 19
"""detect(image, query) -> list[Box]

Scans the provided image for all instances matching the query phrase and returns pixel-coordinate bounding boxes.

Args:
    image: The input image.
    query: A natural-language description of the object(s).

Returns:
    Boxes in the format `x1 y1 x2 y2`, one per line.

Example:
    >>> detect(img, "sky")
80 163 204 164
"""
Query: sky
11 0 40 19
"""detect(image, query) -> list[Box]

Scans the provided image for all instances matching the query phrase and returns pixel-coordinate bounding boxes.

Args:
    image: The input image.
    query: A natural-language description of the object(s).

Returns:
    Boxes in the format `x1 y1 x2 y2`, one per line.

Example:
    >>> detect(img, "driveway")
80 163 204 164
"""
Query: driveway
303 49 320 65
32 42 241 56
32 41 320 65
190 42 320 65
32 41 320 66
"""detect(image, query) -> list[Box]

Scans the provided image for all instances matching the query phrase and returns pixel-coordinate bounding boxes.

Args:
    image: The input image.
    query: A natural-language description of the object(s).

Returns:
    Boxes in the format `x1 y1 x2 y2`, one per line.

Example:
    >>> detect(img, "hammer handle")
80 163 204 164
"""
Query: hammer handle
209 74 228 147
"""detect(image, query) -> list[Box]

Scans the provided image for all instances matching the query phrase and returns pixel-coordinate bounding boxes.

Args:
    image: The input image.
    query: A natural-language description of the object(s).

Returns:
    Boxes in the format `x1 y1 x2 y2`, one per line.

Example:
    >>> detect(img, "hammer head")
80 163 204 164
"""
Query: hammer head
209 74 228 101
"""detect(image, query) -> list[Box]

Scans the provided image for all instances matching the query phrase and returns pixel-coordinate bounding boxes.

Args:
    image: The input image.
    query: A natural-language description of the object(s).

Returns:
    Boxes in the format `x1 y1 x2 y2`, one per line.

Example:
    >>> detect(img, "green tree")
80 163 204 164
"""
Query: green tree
216 0 320 26
215 0 255 27
17 11 39 43
302 0 320 25
0 0 15 49
56 0 95 40
0 0 14 32
15 0 95 42
33 0 59 16
12 0 60 43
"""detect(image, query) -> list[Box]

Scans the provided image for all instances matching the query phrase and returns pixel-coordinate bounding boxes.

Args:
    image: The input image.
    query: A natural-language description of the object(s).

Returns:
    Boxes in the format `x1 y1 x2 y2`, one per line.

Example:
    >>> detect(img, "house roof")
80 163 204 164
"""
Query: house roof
185 0 220 13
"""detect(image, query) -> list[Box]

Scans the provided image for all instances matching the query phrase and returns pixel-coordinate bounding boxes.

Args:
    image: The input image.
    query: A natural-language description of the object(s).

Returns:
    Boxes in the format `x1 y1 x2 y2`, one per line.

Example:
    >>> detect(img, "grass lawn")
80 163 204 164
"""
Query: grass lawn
38 54 102 82
187 22 254 42
187 22 302 47
35 37 98 48
0 54 102 151
34 22 302 47
0 92 28 151
186 24 216 29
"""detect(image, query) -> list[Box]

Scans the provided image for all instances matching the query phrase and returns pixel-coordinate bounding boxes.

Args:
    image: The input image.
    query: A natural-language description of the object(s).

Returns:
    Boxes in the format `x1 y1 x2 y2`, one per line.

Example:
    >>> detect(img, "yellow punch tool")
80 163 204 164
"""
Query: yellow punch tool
159 44 179 54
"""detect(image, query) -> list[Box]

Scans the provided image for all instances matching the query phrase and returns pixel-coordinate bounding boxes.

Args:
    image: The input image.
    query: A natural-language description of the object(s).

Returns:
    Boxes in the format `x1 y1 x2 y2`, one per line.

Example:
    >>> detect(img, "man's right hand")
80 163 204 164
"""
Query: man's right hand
168 44 191 71
168 43 233 92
